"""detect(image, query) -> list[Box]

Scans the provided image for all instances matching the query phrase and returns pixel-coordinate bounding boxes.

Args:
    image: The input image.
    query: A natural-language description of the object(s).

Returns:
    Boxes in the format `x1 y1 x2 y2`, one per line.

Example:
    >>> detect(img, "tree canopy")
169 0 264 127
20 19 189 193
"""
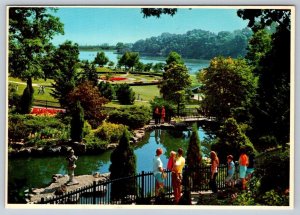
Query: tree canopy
238 9 291 147
94 51 109 67
50 41 80 108
198 56 257 123
131 28 252 60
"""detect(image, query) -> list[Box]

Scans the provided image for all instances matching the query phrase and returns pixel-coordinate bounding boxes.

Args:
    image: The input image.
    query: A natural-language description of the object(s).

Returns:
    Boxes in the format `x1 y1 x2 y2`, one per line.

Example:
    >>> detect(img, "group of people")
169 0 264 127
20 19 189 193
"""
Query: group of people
153 147 185 204
212 148 255 193
153 147 255 204
154 106 166 124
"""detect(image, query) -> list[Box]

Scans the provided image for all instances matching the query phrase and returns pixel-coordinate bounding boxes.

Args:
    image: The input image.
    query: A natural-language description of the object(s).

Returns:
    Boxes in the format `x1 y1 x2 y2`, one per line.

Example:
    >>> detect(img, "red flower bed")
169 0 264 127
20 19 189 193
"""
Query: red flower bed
109 76 127 81
31 107 65 116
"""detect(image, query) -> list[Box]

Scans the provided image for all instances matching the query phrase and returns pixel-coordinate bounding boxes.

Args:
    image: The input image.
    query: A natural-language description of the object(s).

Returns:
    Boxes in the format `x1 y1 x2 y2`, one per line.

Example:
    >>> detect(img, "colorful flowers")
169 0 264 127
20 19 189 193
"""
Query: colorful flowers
31 107 65 116
109 76 127 81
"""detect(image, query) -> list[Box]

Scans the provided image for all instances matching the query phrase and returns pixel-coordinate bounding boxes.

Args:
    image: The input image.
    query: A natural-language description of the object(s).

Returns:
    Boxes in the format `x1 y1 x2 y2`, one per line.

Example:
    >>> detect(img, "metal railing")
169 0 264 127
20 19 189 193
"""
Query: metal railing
38 164 228 205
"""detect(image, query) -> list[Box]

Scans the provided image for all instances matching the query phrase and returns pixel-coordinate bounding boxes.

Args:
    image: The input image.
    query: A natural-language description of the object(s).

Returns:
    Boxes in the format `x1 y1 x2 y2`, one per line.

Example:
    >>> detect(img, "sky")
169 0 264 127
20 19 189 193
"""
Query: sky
51 7 250 46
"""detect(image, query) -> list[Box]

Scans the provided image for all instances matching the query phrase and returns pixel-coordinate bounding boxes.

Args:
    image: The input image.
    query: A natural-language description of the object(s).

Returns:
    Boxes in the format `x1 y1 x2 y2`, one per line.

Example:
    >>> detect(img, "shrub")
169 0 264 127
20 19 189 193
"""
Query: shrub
94 122 128 143
255 148 289 194
262 189 289 206
232 191 256 205
8 114 70 144
84 133 109 152
107 106 151 129
8 114 32 142
115 83 135 105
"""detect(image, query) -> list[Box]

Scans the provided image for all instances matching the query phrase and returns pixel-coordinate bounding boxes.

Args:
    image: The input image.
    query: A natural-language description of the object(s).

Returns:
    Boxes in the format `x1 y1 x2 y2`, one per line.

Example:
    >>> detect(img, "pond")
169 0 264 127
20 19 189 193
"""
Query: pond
8 127 209 202
79 50 210 74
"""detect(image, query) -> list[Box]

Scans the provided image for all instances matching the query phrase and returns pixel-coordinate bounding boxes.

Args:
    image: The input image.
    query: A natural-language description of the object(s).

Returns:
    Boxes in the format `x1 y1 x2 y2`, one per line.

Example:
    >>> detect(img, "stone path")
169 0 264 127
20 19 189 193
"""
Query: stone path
28 173 110 203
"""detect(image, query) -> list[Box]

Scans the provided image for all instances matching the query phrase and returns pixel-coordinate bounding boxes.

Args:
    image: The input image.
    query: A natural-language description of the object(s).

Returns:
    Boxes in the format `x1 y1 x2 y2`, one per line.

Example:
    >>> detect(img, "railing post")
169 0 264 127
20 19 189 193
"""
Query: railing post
141 171 145 201
93 181 96 204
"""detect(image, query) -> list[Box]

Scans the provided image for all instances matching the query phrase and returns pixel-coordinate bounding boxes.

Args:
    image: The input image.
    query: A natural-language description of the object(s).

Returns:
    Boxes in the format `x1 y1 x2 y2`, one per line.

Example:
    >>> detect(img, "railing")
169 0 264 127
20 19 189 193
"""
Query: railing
38 164 228 205
33 99 61 108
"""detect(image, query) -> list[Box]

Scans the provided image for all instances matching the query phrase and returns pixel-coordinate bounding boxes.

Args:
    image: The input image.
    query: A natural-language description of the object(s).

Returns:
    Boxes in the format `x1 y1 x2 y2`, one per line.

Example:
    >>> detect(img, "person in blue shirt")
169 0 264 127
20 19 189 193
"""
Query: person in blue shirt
225 155 235 188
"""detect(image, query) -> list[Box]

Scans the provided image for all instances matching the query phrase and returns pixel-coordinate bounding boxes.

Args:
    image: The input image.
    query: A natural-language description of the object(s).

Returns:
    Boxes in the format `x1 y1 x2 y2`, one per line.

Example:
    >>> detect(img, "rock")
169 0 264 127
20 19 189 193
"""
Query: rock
93 172 101 178
72 142 86 154
107 143 118 150
10 142 24 150
32 188 45 195
54 185 67 195
18 148 31 156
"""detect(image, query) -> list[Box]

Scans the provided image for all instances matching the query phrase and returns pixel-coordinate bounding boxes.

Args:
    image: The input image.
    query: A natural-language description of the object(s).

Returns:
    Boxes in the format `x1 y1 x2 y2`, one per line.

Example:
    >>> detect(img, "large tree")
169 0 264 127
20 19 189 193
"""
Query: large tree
118 52 140 71
238 9 291 147
160 52 191 115
80 60 98 86
50 41 80 108
198 56 257 123
94 51 109 67
9 7 64 113
67 81 108 128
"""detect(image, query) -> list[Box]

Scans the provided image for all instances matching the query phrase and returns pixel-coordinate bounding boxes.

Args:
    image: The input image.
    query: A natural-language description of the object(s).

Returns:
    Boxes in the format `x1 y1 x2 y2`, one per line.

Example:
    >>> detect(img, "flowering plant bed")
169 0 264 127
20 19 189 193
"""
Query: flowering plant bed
109 76 127 81
31 107 65 116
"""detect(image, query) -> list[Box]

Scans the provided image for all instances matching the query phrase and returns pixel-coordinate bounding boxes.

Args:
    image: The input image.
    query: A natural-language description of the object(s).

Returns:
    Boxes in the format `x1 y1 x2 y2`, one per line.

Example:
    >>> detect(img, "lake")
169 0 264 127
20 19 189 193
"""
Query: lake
8 127 208 197
79 50 210 74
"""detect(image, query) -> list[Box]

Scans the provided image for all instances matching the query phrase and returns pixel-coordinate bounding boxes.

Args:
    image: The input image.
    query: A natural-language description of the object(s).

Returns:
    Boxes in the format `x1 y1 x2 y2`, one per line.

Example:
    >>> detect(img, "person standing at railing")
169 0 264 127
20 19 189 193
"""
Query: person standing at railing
172 148 185 204
161 106 166 124
225 155 235 188
153 148 165 196
239 148 249 190
209 151 219 193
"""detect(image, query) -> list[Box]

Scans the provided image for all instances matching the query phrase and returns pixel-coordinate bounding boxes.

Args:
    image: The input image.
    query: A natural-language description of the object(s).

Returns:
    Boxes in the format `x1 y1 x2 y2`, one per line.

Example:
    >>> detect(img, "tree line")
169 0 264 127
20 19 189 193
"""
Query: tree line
131 28 253 59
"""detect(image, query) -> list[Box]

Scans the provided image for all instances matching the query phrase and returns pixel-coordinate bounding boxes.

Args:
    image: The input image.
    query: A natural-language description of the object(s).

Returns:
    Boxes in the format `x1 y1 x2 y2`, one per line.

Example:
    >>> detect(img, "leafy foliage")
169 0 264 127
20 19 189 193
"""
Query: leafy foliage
98 81 115 101
107 106 151 129
94 51 109 67
131 28 252 60
212 118 255 163
80 60 98 86
141 8 177 18
115 84 135 105
160 54 191 114
118 52 140 71
198 57 257 123
238 9 291 147
50 41 80 108
67 81 108 128
94 122 128 143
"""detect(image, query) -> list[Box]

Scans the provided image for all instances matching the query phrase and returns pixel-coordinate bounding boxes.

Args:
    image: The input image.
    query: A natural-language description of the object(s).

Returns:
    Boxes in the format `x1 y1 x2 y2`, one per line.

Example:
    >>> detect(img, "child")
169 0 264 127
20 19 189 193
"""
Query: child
167 151 176 171
225 155 235 188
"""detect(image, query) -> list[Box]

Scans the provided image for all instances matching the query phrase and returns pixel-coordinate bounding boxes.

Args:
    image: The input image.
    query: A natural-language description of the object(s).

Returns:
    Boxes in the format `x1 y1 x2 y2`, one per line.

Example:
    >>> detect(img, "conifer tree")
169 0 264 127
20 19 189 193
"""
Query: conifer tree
185 124 202 190
70 101 84 142
109 129 136 200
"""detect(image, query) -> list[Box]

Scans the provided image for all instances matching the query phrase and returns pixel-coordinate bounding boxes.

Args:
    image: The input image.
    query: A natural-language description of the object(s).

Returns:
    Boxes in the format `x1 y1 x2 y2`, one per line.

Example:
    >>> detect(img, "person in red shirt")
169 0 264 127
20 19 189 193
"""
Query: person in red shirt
239 148 249 190
161 106 166 124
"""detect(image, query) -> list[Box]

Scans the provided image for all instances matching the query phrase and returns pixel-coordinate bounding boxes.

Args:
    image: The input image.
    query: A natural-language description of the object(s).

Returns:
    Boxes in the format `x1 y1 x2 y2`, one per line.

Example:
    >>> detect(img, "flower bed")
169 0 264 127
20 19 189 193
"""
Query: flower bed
109 76 127 81
31 107 65 116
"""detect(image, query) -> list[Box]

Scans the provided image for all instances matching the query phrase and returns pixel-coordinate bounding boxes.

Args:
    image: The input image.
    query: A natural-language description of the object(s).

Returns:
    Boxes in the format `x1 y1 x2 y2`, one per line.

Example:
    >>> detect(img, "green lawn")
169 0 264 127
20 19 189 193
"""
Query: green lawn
131 85 160 101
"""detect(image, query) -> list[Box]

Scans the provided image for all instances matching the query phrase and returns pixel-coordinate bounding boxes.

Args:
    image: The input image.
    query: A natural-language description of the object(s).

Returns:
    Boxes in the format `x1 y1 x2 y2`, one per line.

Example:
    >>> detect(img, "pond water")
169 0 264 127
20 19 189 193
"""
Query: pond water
79 50 210 74
8 127 209 195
